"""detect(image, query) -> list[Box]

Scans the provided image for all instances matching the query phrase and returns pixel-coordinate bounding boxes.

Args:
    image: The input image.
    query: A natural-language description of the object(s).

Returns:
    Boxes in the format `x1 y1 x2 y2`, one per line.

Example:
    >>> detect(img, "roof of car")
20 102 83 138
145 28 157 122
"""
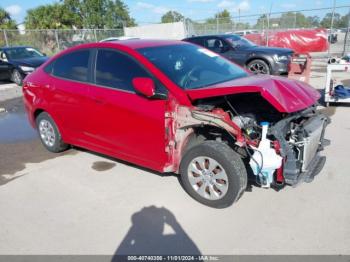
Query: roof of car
102 39 186 49
0 46 31 50
185 34 239 39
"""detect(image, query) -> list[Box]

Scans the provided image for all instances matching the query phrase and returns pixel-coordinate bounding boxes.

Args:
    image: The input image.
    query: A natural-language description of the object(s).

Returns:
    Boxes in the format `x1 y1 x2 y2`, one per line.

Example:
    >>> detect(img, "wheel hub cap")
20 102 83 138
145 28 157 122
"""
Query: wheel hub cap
187 156 229 200
39 120 56 147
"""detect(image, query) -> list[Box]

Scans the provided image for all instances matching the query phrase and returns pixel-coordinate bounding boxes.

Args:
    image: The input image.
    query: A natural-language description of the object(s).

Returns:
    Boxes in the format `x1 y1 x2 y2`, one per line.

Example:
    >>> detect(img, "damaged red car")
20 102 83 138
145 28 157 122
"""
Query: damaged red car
23 40 329 208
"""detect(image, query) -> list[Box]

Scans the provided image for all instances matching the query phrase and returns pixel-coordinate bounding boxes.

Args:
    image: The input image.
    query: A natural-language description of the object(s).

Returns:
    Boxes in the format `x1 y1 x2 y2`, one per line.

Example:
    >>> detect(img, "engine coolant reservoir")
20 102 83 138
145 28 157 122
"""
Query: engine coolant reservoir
249 122 283 188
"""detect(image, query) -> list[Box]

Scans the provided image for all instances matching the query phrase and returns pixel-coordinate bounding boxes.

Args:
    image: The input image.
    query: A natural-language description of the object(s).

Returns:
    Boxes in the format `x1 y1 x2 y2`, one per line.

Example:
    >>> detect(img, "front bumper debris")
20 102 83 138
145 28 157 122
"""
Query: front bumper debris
270 109 330 186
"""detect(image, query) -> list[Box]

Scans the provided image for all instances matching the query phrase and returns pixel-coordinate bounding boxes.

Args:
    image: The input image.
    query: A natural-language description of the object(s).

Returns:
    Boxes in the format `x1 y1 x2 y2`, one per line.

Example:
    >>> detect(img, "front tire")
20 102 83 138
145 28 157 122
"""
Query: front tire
11 69 23 86
247 59 271 75
36 112 69 153
179 141 247 208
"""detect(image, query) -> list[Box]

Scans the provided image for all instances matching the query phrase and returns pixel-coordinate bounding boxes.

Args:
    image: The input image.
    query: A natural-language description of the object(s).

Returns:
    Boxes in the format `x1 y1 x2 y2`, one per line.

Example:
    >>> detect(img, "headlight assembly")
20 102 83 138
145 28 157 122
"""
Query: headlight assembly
19 66 35 72
274 55 289 62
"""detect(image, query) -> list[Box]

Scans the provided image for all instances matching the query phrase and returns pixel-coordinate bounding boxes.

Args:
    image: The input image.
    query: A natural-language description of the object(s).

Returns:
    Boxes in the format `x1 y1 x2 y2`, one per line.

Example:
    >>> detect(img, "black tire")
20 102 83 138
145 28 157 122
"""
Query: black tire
35 112 69 153
179 141 247 208
11 69 23 86
247 59 271 75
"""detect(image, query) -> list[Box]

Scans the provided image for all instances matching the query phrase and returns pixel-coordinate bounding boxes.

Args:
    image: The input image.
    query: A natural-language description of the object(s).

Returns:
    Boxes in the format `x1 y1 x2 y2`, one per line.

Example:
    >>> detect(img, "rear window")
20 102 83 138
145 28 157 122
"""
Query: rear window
52 50 90 82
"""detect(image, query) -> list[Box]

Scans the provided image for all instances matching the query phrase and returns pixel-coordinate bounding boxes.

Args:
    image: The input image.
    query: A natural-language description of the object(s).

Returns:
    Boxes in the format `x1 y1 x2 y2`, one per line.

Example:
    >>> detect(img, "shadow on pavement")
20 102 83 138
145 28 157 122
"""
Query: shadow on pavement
113 206 201 258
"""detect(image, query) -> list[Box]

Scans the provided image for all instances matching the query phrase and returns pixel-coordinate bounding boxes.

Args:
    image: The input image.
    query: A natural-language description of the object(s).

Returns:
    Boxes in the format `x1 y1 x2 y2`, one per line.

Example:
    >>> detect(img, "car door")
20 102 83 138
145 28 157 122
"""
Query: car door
204 37 246 66
0 54 11 80
87 48 168 171
204 37 230 57
47 49 93 143
221 37 247 66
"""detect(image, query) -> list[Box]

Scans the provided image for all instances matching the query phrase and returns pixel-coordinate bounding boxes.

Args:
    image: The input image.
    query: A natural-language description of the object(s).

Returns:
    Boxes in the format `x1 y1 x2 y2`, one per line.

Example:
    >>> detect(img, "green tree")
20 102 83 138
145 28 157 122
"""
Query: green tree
25 4 77 29
306 16 320 27
24 0 136 29
0 7 17 29
255 14 267 29
321 12 341 28
279 12 311 29
235 22 250 30
63 0 136 29
207 9 232 24
161 11 184 23
338 13 350 28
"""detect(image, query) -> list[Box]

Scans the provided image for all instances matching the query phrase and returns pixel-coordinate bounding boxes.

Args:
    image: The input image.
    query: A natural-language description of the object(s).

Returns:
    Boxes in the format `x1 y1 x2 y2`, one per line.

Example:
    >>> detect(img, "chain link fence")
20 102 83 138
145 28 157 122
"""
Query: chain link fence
186 6 350 34
185 6 350 55
0 29 124 56
0 6 349 56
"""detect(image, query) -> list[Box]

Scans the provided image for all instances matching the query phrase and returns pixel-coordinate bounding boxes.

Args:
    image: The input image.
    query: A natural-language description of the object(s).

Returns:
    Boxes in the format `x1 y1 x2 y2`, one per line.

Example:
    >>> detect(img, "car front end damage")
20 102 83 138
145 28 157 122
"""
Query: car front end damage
269 106 329 186
164 90 329 189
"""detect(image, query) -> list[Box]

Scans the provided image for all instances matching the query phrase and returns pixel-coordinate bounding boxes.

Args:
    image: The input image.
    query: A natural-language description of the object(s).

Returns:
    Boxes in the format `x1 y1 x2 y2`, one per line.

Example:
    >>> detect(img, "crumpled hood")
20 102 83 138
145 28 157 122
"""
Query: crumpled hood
185 74 320 113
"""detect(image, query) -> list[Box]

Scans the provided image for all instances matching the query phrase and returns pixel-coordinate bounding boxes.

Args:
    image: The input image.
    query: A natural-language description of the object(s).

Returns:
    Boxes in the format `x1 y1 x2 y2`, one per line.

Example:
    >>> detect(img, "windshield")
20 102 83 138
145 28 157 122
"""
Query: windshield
138 44 248 90
5 47 44 60
223 35 257 49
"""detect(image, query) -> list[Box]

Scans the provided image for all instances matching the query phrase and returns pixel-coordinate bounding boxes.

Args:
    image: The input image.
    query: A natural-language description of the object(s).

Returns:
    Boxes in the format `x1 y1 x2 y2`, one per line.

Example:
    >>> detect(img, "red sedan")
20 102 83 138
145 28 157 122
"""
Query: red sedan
23 40 329 208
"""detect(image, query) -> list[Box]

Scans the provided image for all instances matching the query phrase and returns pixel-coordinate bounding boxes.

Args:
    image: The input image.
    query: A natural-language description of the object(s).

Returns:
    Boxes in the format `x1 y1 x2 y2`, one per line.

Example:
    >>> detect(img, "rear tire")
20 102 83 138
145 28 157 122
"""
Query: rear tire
179 141 247 208
36 112 69 153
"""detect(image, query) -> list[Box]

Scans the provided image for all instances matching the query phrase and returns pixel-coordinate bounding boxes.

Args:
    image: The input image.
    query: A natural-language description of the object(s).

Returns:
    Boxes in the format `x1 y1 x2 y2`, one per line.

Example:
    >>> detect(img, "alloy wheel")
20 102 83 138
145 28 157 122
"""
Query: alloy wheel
39 119 56 147
248 62 269 74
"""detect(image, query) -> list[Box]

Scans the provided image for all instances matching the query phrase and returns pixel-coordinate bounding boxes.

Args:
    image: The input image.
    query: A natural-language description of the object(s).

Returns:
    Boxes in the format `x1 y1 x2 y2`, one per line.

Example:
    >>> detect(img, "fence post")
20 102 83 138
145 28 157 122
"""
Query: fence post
343 8 350 55
266 13 270 47
328 0 336 56
216 17 219 33
3 30 9 46
55 30 60 51
121 20 126 36
93 29 97 42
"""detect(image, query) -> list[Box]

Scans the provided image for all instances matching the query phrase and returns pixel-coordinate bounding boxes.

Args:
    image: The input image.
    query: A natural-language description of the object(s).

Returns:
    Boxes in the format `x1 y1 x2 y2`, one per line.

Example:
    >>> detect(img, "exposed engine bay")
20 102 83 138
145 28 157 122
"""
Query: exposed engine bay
188 93 330 188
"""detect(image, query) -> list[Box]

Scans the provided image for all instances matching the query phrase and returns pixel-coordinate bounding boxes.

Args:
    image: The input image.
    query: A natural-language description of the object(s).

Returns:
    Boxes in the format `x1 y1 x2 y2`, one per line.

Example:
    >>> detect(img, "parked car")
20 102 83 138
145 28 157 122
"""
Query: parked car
233 30 260 36
99 36 139 42
0 46 49 85
0 58 14 82
183 34 293 76
23 40 329 208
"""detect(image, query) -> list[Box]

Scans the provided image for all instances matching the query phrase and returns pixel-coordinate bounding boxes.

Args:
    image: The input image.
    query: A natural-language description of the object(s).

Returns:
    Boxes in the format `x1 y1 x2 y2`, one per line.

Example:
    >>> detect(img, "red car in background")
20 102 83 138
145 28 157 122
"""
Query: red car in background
23 40 329 208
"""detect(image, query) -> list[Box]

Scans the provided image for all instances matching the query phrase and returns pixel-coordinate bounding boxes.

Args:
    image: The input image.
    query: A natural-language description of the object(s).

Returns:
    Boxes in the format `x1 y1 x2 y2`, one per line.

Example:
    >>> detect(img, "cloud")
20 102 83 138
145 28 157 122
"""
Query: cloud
5 4 22 16
218 0 234 9
218 0 250 12
136 2 170 14
188 0 215 2
280 3 297 9
315 0 322 6
237 0 250 12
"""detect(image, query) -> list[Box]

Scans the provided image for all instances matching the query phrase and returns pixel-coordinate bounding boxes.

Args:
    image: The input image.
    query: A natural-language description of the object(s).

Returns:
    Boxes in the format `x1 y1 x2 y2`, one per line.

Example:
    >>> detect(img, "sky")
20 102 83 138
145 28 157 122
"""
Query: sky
1 0 350 25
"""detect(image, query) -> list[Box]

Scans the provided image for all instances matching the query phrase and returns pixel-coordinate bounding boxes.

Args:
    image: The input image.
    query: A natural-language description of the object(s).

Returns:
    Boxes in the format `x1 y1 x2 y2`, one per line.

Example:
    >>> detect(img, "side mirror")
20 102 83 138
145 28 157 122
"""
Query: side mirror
132 77 156 98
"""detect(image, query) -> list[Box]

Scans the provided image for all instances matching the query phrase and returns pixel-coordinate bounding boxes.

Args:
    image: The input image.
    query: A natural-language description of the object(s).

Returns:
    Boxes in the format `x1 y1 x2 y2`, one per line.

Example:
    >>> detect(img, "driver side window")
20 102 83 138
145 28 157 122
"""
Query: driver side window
205 38 228 53
95 49 167 95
